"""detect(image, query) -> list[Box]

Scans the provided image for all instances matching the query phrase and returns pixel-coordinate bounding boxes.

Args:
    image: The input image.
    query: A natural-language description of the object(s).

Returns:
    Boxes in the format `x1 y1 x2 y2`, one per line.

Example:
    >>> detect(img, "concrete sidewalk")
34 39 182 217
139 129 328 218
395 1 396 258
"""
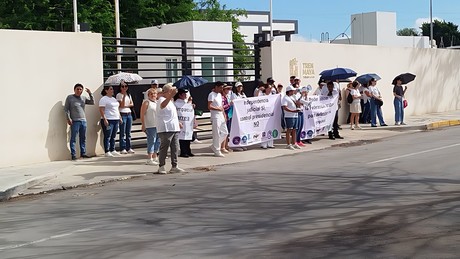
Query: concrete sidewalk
1 110 459 201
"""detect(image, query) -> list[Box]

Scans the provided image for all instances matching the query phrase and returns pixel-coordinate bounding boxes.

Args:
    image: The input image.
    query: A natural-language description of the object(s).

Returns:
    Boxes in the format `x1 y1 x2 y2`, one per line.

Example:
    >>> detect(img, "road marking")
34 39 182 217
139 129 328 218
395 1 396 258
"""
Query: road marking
367 143 460 164
0 227 94 251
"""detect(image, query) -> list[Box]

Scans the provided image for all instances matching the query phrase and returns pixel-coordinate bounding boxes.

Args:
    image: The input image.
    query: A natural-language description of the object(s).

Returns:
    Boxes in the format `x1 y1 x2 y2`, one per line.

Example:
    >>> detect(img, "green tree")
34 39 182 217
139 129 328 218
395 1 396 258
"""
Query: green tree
421 20 460 47
397 28 419 36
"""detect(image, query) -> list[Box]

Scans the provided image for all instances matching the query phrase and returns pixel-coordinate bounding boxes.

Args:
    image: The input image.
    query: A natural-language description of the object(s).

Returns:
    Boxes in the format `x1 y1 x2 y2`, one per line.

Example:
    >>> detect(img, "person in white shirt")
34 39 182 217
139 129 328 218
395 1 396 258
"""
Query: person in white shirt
322 82 343 140
140 88 160 165
359 84 371 124
349 81 362 129
174 88 195 158
368 78 388 127
156 83 185 174
99 85 122 157
260 86 275 149
282 85 301 150
208 81 228 157
116 81 135 154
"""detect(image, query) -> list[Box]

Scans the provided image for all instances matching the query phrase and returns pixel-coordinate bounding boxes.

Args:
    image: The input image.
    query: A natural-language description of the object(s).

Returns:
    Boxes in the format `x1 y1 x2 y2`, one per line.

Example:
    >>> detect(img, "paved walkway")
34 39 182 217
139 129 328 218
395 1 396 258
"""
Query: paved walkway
1 110 459 201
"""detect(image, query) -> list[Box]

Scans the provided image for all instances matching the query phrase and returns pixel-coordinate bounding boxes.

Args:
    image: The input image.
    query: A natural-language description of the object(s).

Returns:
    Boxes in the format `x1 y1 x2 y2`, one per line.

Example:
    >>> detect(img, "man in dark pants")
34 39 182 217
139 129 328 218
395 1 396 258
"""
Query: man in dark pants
324 81 344 140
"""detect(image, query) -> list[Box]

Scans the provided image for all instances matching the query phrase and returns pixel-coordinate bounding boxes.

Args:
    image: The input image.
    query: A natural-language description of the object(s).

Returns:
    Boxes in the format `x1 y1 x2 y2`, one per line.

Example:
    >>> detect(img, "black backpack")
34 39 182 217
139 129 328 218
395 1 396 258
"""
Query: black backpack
347 91 353 104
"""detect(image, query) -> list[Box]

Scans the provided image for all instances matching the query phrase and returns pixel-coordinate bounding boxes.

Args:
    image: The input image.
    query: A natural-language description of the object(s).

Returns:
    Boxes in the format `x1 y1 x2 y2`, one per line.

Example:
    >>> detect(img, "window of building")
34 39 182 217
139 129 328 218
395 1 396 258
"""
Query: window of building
201 56 227 82
166 58 179 80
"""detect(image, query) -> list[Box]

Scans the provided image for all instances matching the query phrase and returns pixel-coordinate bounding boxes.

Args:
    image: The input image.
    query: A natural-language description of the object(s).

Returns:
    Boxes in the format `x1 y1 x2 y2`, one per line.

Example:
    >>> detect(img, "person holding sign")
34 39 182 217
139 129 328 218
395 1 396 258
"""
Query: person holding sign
156 83 185 174
260 85 275 149
174 89 195 158
282 85 301 150
208 81 228 157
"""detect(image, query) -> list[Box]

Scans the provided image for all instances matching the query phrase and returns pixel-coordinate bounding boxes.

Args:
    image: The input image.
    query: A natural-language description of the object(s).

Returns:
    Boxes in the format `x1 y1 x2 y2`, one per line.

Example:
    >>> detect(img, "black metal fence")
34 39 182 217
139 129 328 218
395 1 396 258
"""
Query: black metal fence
102 37 262 143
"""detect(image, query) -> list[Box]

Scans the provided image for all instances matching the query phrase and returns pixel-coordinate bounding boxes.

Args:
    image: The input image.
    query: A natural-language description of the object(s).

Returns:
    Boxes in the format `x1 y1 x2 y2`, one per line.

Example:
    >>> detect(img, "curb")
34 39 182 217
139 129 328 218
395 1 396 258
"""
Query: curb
426 120 460 130
0 172 57 201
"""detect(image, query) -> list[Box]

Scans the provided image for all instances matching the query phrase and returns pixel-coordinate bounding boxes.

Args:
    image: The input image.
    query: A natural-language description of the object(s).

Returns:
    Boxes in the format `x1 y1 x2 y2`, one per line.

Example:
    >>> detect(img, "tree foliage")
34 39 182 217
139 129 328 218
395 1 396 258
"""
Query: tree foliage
397 28 419 36
420 20 460 47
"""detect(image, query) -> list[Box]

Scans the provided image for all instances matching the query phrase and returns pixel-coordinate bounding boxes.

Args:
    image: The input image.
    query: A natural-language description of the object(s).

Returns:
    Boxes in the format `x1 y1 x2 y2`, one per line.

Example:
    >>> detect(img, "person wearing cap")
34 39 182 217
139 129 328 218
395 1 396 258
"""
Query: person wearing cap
156 83 185 174
144 79 160 100
64 83 94 160
314 79 327 96
140 88 160 165
282 85 301 150
174 88 195 158
233 82 247 99
221 84 234 153
208 81 228 157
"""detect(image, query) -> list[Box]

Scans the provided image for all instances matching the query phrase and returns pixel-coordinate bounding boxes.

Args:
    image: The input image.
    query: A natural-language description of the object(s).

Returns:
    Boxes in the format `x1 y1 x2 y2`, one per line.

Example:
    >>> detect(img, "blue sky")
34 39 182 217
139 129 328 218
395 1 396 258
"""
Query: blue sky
218 0 460 41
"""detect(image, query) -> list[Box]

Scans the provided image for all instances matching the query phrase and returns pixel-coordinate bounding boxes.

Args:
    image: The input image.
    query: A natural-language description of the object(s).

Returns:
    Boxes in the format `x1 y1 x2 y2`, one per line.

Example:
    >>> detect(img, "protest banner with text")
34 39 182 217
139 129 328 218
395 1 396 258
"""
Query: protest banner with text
176 102 195 140
300 95 338 139
229 94 282 147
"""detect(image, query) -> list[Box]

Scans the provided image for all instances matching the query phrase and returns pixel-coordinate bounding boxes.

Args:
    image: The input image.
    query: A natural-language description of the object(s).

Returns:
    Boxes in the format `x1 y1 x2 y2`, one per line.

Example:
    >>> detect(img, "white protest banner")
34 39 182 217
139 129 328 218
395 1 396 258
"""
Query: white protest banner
176 102 194 140
300 94 338 139
229 94 282 147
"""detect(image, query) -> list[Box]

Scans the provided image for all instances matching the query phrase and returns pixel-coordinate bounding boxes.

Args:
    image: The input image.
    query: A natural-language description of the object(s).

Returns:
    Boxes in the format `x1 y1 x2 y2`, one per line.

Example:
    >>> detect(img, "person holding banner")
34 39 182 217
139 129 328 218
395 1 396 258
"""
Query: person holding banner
174 89 195 158
221 84 234 153
232 82 248 151
156 83 185 174
323 82 344 140
282 85 301 150
260 85 275 149
208 81 228 157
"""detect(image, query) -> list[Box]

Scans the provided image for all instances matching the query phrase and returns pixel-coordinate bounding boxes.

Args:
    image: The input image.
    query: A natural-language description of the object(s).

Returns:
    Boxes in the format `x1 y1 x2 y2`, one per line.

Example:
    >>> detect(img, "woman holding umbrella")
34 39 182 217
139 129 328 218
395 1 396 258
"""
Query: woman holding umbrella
392 76 407 125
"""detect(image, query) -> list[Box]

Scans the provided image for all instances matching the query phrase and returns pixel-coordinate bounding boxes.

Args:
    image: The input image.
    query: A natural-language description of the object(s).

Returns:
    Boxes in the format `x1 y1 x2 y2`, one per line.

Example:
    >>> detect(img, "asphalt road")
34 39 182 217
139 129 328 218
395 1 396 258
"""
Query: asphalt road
1 127 460 259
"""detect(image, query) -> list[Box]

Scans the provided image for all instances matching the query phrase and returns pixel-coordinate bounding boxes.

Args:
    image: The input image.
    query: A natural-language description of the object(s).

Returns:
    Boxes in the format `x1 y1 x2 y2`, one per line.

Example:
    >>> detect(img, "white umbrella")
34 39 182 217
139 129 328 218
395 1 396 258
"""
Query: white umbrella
105 72 143 85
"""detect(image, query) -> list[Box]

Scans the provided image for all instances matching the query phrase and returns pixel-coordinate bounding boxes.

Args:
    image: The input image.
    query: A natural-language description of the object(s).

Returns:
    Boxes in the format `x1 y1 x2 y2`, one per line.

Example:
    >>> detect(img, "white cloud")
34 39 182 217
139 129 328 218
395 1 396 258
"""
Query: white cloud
415 17 443 31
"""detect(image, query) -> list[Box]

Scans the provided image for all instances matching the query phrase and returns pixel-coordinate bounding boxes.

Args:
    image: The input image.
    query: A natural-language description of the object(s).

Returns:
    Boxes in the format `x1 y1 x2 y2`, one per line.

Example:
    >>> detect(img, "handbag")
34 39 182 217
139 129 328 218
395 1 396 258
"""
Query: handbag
375 98 383 106
403 99 408 108
130 107 137 120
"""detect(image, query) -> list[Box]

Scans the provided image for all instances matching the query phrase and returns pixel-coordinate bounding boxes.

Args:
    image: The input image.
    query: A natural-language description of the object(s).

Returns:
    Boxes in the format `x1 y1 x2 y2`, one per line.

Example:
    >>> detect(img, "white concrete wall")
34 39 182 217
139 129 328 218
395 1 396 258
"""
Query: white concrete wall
264 41 460 123
0 29 103 167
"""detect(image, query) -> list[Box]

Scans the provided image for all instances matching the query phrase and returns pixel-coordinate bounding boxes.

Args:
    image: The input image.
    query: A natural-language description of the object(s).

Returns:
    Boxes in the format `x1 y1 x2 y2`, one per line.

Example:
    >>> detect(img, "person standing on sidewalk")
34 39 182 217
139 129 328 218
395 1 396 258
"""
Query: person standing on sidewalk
140 88 160 165
99 85 122 157
64 83 94 160
323 81 344 140
369 78 388 127
208 81 228 157
116 81 135 154
156 83 185 174
282 85 300 150
349 81 362 130
392 76 407 125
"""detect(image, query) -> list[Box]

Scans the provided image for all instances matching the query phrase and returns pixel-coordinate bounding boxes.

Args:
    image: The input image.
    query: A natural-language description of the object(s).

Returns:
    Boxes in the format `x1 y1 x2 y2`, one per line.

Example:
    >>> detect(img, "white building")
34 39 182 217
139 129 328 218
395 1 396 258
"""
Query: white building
332 12 430 48
136 21 234 83
236 11 298 43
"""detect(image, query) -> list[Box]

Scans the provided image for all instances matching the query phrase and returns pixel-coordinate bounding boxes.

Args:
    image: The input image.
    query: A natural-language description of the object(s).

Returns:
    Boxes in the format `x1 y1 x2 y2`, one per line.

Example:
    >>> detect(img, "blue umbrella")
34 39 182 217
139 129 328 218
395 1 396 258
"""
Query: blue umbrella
319 67 357 81
173 75 208 89
355 73 381 85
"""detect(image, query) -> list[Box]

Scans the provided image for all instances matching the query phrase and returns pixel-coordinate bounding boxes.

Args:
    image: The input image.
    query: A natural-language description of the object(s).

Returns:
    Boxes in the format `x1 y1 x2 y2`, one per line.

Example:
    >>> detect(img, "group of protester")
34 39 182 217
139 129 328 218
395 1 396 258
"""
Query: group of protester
63 74 409 173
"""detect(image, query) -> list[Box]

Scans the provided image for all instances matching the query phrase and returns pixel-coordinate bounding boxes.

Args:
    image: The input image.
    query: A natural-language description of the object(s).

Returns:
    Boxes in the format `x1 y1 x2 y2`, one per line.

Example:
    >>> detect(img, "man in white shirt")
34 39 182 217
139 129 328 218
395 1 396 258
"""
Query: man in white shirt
208 81 228 157
156 83 185 174
322 81 343 140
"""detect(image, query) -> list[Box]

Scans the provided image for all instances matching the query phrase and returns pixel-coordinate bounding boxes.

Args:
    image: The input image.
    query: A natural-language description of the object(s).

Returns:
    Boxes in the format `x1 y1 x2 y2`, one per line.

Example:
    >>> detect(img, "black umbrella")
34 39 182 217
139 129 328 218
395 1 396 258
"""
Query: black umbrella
173 75 208 89
394 73 416 85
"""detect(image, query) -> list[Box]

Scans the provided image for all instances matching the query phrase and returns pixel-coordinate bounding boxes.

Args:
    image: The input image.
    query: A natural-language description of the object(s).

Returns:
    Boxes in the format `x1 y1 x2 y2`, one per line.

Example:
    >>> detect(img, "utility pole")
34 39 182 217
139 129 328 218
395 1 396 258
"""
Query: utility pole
73 0 78 32
115 0 122 70
269 0 273 41
430 0 434 48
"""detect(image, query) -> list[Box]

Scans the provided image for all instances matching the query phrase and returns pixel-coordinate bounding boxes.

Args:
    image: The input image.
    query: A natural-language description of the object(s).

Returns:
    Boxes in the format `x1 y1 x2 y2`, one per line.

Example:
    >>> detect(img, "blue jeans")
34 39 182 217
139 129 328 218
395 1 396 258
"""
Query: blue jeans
70 120 87 157
370 98 385 126
119 113 132 150
101 119 119 153
146 127 160 154
394 98 404 123
362 101 371 123
296 112 304 142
